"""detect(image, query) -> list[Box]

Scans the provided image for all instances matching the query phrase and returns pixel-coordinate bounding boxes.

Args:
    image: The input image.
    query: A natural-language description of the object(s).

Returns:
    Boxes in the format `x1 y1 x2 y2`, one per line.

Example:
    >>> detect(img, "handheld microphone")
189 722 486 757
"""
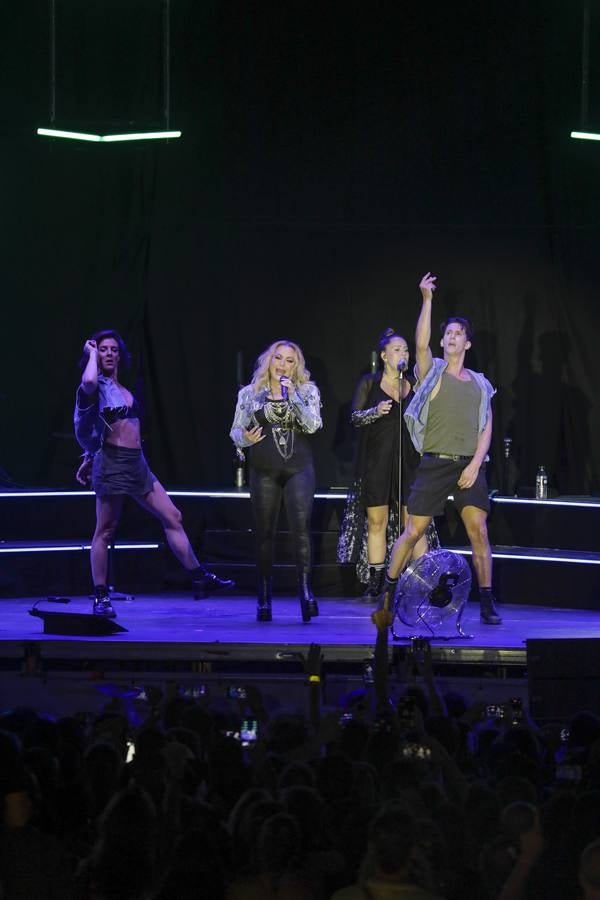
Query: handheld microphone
397 359 408 372
280 376 288 400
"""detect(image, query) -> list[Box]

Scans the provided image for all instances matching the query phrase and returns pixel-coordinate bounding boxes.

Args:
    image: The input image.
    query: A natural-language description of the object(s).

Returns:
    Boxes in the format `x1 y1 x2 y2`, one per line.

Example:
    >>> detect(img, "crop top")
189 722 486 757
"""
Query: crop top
101 398 140 424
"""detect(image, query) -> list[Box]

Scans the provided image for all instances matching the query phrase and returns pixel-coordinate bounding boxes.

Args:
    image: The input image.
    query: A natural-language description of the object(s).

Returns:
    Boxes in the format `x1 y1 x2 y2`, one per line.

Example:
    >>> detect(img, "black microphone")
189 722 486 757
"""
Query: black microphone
397 359 408 372
280 376 288 400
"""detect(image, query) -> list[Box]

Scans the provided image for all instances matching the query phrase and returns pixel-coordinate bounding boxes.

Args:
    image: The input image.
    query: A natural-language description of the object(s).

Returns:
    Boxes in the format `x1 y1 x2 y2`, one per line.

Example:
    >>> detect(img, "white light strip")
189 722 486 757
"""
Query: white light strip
169 491 251 499
0 491 95 498
101 130 181 142
0 543 159 554
453 548 600 565
492 496 600 509
167 491 349 500
3 490 595 507
571 130 600 141
109 543 159 551
37 128 181 142
37 128 101 141
0 490 349 500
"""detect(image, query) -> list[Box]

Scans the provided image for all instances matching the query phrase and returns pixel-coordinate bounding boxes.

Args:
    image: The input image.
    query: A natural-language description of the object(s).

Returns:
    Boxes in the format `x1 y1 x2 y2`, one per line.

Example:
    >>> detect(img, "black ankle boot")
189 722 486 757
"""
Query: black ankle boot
192 566 235 600
298 571 315 623
92 585 116 618
480 590 502 625
362 566 386 604
257 575 273 622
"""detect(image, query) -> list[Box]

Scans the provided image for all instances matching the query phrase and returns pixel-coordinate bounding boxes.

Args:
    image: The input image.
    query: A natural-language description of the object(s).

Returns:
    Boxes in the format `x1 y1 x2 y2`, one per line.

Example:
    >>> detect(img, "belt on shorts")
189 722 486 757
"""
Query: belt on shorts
423 452 472 462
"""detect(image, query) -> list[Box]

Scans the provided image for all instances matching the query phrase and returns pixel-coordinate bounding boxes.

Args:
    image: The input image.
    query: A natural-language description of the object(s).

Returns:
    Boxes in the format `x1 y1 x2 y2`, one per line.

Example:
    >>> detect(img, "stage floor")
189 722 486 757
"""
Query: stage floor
2 593 600 665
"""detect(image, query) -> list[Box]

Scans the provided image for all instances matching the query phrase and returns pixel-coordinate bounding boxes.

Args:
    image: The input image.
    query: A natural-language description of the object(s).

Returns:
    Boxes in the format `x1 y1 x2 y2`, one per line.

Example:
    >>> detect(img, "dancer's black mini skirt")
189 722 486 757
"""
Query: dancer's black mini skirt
92 443 156 497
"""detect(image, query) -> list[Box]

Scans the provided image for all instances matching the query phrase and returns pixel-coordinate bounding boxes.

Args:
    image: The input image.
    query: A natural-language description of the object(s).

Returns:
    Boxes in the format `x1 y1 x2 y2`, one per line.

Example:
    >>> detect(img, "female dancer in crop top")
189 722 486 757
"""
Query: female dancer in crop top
76 330 233 617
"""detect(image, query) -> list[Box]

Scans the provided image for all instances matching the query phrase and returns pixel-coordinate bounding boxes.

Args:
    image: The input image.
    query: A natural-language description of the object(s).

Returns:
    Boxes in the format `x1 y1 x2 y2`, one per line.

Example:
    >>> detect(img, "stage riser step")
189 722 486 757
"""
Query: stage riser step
0 494 347 541
202 530 341 562
0 546 597 606
1 493 597 554
0 549 164 599
492 559 599 609
0 546 359 598
487 501 599 553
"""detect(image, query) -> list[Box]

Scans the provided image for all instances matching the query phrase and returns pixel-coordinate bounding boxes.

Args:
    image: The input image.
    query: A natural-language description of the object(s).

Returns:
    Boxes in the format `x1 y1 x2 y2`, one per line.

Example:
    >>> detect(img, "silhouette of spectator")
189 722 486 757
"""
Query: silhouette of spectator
331 803 442 899
580 839 600 900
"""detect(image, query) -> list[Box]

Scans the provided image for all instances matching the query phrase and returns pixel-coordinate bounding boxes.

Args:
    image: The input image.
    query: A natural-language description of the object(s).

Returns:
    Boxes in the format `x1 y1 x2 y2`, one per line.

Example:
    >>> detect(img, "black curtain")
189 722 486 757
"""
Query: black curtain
2 0 599 494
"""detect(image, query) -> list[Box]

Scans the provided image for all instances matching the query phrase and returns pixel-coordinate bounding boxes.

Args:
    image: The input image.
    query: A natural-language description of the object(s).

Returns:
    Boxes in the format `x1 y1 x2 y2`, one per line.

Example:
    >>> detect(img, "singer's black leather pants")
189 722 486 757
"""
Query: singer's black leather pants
249 464 315 576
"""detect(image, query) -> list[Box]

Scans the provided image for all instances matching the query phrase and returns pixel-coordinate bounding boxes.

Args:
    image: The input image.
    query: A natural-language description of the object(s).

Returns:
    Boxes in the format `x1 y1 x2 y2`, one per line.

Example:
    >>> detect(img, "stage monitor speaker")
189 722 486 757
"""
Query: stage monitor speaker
527 638 600 721
29 609 128 636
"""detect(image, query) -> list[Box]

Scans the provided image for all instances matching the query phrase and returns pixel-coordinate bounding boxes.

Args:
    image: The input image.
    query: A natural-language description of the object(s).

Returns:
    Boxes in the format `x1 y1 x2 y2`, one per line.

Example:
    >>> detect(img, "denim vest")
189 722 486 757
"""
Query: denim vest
404 357 495 454
73 375 129 453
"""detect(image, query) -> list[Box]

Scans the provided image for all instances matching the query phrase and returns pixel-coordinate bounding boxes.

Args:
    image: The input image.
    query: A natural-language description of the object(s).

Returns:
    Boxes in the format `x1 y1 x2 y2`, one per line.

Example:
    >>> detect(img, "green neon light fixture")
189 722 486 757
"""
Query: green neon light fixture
570 130 600 141
37 127 181 142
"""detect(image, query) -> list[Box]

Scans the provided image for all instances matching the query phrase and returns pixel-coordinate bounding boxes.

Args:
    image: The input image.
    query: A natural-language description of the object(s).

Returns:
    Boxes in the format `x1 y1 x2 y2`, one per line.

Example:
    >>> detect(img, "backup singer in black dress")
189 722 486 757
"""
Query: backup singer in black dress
230 340 322 623
337 328 439 601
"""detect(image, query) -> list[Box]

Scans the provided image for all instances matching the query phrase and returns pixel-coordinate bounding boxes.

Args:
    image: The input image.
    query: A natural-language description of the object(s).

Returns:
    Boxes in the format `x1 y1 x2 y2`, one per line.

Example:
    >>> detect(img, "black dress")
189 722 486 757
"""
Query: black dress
337 373 440 581
362 381 420 508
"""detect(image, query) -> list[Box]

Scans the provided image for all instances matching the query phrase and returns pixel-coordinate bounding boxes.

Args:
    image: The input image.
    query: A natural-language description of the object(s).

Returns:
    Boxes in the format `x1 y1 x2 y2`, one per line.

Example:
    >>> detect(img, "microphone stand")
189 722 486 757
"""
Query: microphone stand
397 364 404 537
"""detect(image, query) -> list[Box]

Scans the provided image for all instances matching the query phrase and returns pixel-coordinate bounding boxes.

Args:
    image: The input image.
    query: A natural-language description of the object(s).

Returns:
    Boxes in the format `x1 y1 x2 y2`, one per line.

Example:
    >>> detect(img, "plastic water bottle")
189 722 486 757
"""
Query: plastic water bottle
535 465 548 500
234 453 245 488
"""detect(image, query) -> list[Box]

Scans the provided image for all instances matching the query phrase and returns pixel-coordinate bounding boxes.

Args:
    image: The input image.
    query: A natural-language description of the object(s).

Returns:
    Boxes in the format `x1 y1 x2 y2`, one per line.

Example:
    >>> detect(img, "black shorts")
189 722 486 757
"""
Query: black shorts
407 455 490 517
92 443 156 497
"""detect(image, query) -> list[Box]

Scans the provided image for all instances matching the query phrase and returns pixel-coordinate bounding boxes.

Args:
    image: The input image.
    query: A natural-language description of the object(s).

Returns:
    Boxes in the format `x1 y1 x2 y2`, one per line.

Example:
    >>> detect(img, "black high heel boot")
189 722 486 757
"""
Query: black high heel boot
479 589 502 625
362 566 386 604
298 571 316 623
191 565 235 600
257 575 273 622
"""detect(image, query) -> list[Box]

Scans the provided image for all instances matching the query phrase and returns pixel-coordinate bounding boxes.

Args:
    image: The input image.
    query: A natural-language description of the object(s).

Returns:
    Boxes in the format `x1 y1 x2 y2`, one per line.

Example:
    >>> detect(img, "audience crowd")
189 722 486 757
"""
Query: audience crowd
1 612 600 900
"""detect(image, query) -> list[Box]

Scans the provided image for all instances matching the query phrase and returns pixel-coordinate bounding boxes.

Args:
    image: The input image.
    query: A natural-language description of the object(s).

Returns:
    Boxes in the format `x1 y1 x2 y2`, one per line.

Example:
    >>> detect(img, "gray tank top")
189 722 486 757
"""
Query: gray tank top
423 373 480 456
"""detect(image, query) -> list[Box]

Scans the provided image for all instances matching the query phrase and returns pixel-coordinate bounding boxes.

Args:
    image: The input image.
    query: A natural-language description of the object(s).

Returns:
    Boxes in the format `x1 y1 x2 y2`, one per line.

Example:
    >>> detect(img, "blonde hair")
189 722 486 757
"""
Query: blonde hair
251 340 311 394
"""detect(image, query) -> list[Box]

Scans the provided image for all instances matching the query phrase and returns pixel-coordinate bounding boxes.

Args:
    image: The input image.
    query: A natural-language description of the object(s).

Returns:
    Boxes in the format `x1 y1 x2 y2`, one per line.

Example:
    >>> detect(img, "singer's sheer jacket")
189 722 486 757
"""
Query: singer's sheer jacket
230 382 322 453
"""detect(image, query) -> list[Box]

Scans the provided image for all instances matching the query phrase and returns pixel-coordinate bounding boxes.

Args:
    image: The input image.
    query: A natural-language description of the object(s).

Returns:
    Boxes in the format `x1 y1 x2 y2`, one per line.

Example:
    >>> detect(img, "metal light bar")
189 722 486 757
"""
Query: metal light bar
571 130 600 141
0 543 159 553
453 548 600 565
37 128 181 142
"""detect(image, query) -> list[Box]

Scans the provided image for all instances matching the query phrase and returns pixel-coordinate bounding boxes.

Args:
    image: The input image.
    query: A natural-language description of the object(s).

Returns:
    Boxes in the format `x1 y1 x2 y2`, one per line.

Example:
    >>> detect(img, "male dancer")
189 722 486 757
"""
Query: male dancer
382 272 502 625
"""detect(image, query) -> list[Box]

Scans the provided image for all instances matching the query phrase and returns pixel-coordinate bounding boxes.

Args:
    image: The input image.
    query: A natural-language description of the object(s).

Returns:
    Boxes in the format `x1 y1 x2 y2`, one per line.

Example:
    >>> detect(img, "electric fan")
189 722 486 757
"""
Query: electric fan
393 549 473 639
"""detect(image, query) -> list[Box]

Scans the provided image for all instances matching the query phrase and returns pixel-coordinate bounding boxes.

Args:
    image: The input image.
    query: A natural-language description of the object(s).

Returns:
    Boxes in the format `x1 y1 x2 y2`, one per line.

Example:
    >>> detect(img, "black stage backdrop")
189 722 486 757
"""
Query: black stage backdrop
2 1 599 494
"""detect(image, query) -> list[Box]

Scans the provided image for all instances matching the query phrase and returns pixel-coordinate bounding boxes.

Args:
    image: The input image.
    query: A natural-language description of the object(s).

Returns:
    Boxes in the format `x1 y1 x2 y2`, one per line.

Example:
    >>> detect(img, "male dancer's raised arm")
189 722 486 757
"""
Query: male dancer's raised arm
414 272 437 381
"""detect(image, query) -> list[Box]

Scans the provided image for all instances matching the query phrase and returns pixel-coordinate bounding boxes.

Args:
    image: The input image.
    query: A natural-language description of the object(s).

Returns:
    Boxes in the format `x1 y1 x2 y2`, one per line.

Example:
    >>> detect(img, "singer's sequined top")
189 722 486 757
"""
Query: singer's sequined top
230 382 322 468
